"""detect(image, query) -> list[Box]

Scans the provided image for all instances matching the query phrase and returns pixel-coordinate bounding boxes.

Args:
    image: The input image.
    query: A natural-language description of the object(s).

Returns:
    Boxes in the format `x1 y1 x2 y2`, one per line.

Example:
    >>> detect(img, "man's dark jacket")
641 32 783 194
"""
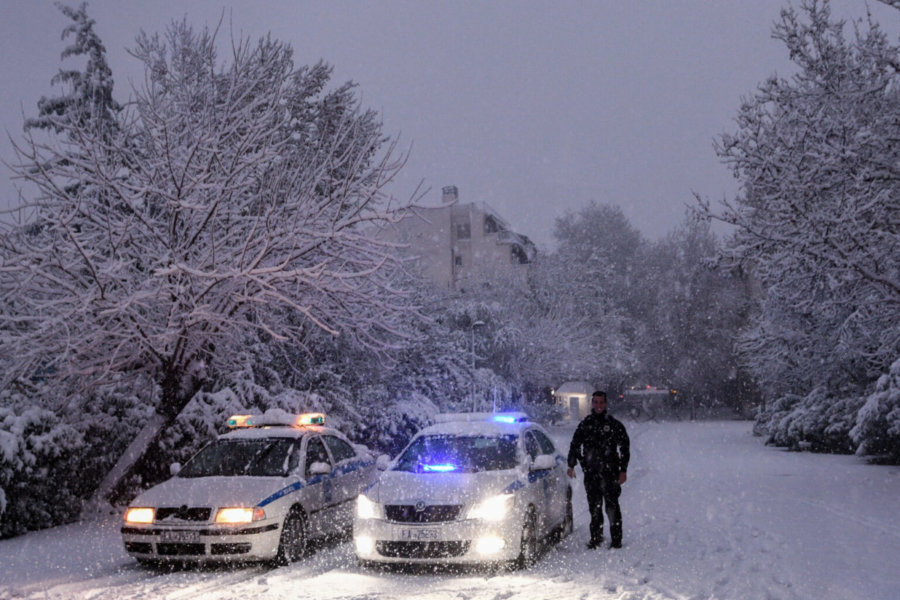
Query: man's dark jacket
567 411 630 477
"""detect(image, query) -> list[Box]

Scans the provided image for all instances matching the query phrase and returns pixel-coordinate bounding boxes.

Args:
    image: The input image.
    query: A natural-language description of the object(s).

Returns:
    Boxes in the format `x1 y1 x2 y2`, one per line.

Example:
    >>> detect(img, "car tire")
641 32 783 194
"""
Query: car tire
515 507 538 570
275 507 307 565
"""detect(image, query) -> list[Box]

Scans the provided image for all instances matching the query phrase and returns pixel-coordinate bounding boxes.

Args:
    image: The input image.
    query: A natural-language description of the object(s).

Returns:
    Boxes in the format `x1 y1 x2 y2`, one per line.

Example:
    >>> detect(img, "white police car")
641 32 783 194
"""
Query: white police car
354 412 572 569
121 410 376 565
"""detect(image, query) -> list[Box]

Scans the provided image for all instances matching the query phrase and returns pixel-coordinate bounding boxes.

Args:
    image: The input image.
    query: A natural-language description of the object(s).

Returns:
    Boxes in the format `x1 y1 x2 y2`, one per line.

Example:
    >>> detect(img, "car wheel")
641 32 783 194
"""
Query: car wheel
275 508 307 565
515 508 538 570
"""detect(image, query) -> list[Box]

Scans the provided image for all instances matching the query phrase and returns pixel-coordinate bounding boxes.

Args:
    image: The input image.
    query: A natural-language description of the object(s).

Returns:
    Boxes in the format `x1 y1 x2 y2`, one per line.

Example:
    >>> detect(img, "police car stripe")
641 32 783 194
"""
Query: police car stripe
257 458 375 507
527 469 554 484
504 469 552 493
504 480 525 493
337 459 375 475
258 480 306 507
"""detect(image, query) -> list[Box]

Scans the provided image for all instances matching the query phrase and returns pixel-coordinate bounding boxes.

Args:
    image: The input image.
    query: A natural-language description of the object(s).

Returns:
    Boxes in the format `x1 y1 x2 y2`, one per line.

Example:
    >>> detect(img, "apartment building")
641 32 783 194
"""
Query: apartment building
386 185 537 290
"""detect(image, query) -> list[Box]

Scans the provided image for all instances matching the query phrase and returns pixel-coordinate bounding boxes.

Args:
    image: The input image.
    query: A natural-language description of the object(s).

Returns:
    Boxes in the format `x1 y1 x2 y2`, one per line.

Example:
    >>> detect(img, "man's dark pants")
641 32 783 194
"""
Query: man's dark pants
584 473 622 545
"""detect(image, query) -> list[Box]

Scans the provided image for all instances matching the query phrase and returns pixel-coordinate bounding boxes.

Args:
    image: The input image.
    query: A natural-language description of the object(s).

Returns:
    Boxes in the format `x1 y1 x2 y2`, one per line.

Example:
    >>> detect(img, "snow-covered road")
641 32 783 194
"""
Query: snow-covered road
1 420 898 600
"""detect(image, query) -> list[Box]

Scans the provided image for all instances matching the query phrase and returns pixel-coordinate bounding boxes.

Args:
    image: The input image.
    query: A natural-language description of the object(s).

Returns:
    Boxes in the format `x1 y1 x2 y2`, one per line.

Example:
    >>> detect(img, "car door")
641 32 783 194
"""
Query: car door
523 430 553 535
321 434 362 526
532 428 568 528
303 435 337 537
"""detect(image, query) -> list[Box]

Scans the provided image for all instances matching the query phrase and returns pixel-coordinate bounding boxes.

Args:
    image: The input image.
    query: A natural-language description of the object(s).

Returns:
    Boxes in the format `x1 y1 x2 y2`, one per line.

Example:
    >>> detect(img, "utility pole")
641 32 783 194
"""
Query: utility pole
471 320 484 411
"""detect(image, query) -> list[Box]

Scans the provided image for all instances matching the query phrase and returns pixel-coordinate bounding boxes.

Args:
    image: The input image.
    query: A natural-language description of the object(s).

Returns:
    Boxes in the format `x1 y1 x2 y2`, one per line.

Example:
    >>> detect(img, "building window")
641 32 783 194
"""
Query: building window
455 223 471 239
454 255 463 266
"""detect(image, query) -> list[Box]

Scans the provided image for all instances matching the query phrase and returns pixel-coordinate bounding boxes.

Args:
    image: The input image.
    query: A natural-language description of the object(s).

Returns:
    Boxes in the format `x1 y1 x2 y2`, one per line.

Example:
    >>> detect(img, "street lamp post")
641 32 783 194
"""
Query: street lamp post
471 320 485 411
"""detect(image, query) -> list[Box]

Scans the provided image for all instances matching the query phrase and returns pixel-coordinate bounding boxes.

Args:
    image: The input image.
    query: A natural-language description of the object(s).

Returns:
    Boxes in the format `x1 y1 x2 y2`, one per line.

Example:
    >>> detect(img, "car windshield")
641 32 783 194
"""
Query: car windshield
178 438 297 478
394 434 519 473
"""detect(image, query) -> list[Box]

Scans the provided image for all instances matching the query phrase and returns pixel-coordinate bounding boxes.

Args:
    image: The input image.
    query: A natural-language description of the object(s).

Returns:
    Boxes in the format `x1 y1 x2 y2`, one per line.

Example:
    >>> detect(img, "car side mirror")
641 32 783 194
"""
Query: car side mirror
308 461 332 476
353 443 372 458
531 454 556 471
169 462 181 476
376 454 391 471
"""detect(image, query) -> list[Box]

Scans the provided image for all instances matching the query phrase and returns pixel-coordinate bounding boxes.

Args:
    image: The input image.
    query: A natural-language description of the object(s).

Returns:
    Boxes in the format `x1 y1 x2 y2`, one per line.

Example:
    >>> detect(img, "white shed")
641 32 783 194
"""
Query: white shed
553 381 595 421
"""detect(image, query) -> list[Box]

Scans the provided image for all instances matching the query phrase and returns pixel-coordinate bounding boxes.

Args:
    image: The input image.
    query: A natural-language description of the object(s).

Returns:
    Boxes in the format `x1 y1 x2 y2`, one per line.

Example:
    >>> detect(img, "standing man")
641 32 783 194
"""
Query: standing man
567 390 630 549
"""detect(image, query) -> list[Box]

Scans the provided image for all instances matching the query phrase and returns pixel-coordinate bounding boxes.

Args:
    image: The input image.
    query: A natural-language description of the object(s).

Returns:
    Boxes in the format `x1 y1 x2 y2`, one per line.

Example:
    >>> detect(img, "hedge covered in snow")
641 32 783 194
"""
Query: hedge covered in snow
755 359 900 463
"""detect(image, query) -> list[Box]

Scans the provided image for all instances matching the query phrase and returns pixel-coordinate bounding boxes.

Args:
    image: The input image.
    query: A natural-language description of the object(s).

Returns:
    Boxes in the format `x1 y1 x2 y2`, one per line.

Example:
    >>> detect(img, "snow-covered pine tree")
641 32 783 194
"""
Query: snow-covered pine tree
25 2 119 136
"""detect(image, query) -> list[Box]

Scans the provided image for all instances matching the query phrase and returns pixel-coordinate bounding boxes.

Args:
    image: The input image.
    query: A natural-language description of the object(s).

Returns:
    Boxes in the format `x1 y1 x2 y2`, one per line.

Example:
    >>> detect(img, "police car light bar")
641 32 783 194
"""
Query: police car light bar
422 463 457 472
491 413 528 424
434 412 529 424
294 412 326 426
226 411 326 428
227 415 254 428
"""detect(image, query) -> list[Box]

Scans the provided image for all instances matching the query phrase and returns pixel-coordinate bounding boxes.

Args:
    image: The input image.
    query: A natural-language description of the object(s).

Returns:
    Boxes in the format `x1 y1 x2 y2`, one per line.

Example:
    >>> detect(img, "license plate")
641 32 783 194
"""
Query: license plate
398 527 439 541
159 529 200 543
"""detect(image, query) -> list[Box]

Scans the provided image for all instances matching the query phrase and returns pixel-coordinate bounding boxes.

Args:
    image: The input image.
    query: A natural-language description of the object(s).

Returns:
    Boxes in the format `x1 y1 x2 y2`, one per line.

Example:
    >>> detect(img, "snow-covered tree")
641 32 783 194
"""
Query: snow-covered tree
494 259 605 397
698 0 900 450
636 216 756 415
543 202 639 389
1 9 412 502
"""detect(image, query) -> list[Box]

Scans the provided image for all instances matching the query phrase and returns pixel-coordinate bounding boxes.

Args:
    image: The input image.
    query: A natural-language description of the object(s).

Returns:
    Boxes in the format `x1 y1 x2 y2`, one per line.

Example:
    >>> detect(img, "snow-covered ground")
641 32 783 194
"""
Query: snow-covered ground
1 420 898 600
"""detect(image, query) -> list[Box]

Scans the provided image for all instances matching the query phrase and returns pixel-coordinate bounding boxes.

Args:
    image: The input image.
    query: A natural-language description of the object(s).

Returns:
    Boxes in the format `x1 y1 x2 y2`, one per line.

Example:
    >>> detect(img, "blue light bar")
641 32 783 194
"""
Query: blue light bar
422 463 457 472
492 414 525 424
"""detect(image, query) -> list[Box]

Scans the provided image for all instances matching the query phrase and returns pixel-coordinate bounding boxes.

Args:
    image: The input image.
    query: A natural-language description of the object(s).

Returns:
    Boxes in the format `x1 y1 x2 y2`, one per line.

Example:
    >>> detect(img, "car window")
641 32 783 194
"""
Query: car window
287 440 304 474
305 436 332 475
531 429 557 455
323 435 356 463
178 438 297 478
524 432 541 460
393 434 519 473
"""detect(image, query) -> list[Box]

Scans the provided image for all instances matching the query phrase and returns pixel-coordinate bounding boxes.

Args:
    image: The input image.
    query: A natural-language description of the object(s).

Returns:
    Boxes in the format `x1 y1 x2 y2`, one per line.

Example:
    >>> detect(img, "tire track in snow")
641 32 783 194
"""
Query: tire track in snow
8 563 273 600
796 496 900 540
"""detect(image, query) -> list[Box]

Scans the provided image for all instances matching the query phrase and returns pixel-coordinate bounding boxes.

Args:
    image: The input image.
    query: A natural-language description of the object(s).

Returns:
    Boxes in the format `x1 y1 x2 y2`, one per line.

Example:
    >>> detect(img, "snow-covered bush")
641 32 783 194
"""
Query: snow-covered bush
0 404 83 538
754 393 801 440
351 391 439 458
757 386 863 454
0 378 164 535
851 358 900 463
72 385 157 499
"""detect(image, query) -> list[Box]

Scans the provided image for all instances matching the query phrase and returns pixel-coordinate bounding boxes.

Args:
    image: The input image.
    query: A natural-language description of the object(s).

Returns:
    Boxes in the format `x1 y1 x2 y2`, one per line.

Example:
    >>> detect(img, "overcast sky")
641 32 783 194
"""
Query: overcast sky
2 0 897 249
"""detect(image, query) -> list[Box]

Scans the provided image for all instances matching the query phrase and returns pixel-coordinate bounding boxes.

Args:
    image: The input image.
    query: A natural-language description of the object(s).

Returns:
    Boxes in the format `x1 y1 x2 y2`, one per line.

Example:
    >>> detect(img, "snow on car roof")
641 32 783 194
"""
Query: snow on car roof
420 413 533 437
226 410 326 428
219 424 330 440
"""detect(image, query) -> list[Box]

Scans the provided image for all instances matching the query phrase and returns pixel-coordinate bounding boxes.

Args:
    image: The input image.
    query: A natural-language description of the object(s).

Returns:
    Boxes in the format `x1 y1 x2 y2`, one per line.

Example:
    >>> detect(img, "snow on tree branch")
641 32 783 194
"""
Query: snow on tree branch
1 8 418 501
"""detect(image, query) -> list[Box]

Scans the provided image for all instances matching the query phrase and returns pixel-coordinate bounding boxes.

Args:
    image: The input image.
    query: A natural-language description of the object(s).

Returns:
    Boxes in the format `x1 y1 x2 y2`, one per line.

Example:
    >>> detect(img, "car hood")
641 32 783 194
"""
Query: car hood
131 475 290 508
367 469 522 506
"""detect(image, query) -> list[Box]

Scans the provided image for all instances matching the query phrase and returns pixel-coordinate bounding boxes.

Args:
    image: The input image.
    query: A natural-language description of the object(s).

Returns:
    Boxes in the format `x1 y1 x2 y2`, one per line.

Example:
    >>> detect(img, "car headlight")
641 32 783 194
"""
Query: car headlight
124 507 155 524
466 494 514 522
356 494 381 519
214 507 265 524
